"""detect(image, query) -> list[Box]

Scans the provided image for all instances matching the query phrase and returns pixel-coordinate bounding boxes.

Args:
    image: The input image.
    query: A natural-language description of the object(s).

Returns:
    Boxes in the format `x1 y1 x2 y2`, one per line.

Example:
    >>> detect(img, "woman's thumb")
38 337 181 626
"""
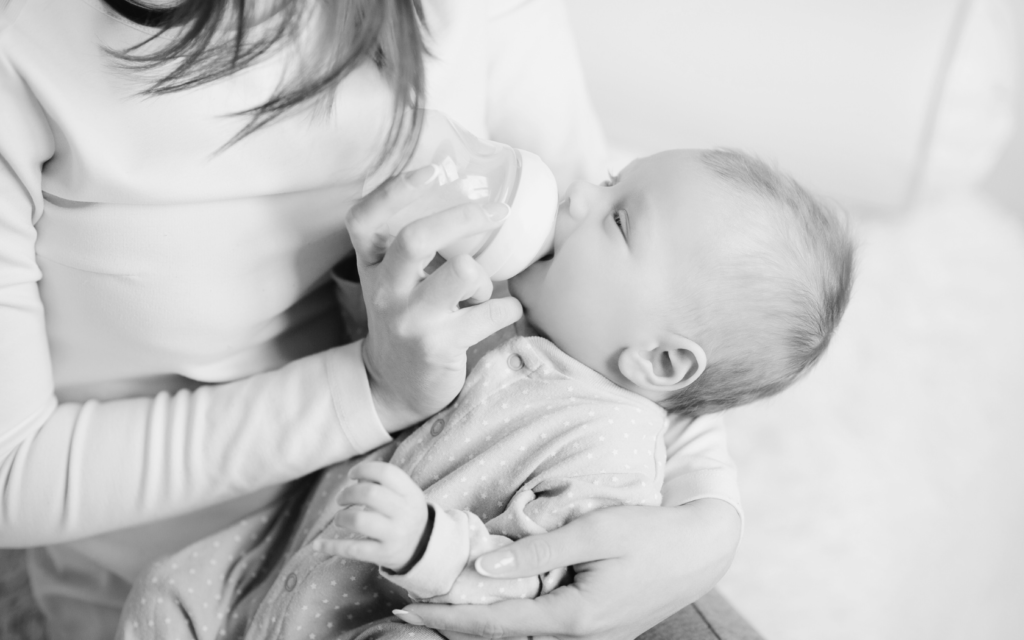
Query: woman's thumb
474 533 561 578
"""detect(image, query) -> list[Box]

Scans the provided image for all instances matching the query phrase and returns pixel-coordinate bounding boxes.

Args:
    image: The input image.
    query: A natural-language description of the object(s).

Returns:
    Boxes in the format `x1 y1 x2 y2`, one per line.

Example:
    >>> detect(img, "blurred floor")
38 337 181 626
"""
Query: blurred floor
718 190 1024 639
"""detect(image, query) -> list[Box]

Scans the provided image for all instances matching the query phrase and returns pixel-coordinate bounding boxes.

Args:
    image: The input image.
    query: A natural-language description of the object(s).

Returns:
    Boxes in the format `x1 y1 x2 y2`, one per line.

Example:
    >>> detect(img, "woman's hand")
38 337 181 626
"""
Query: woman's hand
348 165 523 432
399 499 741 640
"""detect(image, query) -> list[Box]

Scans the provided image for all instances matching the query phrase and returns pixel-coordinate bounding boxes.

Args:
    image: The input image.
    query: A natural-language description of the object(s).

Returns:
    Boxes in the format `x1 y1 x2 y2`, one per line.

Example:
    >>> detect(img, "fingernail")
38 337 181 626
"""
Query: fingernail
483 202 510 222
474 550 515 577
311 541 323 552
405 164 440 187
392 609 425 626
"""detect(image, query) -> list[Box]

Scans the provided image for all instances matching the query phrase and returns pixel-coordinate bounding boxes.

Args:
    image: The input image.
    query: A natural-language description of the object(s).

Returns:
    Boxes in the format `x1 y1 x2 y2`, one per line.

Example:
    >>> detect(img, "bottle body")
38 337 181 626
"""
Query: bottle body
384 111 558 281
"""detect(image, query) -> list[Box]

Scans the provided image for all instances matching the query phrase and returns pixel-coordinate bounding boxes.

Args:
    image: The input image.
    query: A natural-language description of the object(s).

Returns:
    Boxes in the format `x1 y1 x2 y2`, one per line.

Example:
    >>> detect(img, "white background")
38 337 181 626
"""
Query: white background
565 1 1024 638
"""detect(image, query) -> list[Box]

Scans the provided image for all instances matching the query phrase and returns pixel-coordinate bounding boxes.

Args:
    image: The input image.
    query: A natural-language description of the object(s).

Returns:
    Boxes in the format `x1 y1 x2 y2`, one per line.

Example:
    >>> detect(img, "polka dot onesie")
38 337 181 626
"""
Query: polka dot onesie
118 336 667 640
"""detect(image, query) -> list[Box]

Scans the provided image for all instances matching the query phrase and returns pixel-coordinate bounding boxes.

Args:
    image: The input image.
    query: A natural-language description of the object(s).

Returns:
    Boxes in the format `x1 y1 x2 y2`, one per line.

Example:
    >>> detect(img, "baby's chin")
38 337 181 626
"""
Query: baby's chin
507 256 551 317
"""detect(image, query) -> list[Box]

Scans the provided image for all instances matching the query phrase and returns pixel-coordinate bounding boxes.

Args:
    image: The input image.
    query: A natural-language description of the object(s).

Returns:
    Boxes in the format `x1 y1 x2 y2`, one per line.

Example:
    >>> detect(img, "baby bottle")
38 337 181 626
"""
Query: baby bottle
384 110 558 281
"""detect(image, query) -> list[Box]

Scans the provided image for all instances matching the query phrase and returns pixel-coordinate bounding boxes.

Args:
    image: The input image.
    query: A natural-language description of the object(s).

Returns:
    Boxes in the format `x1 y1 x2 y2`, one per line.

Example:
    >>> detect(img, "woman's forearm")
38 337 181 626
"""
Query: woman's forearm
403 499 741 640
0 342 389 547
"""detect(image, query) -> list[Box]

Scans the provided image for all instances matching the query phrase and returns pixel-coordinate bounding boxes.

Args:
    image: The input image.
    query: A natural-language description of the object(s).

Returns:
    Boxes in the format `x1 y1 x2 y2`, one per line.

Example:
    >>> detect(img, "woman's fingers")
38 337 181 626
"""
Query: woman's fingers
452 297 524 349
426 630 533 640
407 502 741 640
404 586 591 639
347 164 442 265
415 255 493 311
380 201 509 295
472 507 623 579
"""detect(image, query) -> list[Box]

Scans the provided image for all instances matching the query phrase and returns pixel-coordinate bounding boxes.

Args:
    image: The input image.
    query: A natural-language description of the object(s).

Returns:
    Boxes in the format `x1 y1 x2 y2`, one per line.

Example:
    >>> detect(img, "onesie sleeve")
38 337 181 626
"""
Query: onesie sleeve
661 412 744 521
0 47 389 547
484 0 610 188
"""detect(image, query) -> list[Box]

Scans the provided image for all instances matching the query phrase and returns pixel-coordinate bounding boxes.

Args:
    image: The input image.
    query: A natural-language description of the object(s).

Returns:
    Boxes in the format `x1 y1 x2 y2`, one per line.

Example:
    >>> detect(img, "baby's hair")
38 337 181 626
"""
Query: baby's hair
665 149 854 415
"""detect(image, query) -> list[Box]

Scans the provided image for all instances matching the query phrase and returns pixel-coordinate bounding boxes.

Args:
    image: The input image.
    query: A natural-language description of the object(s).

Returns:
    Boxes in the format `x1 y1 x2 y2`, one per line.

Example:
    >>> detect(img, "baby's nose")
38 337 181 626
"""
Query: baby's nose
564 181 593 220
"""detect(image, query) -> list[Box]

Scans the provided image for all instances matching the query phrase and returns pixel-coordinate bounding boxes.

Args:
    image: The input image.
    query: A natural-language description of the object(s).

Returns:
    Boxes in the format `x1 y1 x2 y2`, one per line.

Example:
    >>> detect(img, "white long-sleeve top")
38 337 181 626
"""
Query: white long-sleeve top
0 0 736 589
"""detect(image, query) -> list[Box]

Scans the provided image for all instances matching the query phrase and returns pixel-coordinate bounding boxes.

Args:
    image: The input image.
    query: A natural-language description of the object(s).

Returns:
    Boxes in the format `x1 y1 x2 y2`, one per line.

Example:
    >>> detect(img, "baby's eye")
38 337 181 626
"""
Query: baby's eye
612 210 629 238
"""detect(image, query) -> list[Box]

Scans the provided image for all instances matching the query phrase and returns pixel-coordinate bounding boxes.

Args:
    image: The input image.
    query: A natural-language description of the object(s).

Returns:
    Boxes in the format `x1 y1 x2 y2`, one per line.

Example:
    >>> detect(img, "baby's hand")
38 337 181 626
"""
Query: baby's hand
313 461 429 572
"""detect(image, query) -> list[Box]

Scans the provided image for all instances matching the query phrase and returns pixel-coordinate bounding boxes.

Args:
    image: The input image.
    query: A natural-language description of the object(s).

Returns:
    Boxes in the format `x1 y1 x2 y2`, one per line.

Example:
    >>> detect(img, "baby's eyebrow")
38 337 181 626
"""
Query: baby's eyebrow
623 190 649 222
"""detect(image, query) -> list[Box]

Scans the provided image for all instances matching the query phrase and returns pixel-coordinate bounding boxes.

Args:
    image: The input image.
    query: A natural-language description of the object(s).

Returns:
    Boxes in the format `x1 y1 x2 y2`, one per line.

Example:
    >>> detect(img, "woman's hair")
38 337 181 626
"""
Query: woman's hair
106 0 428 164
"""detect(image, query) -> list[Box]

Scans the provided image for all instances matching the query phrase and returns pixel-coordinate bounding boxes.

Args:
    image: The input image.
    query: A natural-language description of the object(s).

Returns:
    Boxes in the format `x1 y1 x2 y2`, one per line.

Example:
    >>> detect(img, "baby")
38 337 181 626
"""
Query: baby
118 148 853 640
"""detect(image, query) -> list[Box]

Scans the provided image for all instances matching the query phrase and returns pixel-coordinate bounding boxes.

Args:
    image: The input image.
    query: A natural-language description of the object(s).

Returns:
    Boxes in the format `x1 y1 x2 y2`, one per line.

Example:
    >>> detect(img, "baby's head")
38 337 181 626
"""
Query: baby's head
508 149 854 415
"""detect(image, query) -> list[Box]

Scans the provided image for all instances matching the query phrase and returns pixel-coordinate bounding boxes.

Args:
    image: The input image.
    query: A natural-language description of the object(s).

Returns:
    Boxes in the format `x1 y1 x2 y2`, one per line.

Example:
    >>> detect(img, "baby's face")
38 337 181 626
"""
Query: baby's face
509 150 728 383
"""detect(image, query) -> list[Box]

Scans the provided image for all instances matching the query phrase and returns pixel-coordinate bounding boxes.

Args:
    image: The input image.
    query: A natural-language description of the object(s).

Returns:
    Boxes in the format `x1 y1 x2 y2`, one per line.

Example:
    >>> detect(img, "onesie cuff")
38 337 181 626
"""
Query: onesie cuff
323 340 390 454
382 505 469 599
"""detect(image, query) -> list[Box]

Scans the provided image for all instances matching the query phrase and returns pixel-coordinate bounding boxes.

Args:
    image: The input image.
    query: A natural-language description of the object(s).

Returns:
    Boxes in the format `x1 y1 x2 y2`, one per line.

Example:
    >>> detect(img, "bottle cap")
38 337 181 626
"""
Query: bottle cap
475 149 558 280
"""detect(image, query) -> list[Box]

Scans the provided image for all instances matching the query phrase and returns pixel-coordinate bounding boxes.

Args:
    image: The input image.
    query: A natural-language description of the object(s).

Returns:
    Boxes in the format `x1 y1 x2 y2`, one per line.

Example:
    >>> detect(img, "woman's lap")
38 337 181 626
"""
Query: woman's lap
119 444 401 640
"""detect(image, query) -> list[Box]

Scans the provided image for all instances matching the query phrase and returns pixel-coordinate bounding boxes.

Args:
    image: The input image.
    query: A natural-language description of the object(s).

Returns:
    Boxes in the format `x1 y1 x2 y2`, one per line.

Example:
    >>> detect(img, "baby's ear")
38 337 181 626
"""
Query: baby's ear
617 336 707 394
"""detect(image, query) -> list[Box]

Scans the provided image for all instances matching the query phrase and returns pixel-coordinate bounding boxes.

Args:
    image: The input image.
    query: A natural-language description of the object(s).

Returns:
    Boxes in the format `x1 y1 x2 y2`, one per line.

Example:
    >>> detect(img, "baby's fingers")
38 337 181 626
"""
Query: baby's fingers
334 507 392 540
346 462 424 502
312 538 383 565
339 481 405 519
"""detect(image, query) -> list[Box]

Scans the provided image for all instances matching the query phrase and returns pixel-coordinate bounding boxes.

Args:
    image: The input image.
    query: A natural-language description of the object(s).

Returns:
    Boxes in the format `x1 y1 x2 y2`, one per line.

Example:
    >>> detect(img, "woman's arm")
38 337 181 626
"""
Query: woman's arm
0 172 519 550
402 499 741 640
0 42 517 546
0 29 398 546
